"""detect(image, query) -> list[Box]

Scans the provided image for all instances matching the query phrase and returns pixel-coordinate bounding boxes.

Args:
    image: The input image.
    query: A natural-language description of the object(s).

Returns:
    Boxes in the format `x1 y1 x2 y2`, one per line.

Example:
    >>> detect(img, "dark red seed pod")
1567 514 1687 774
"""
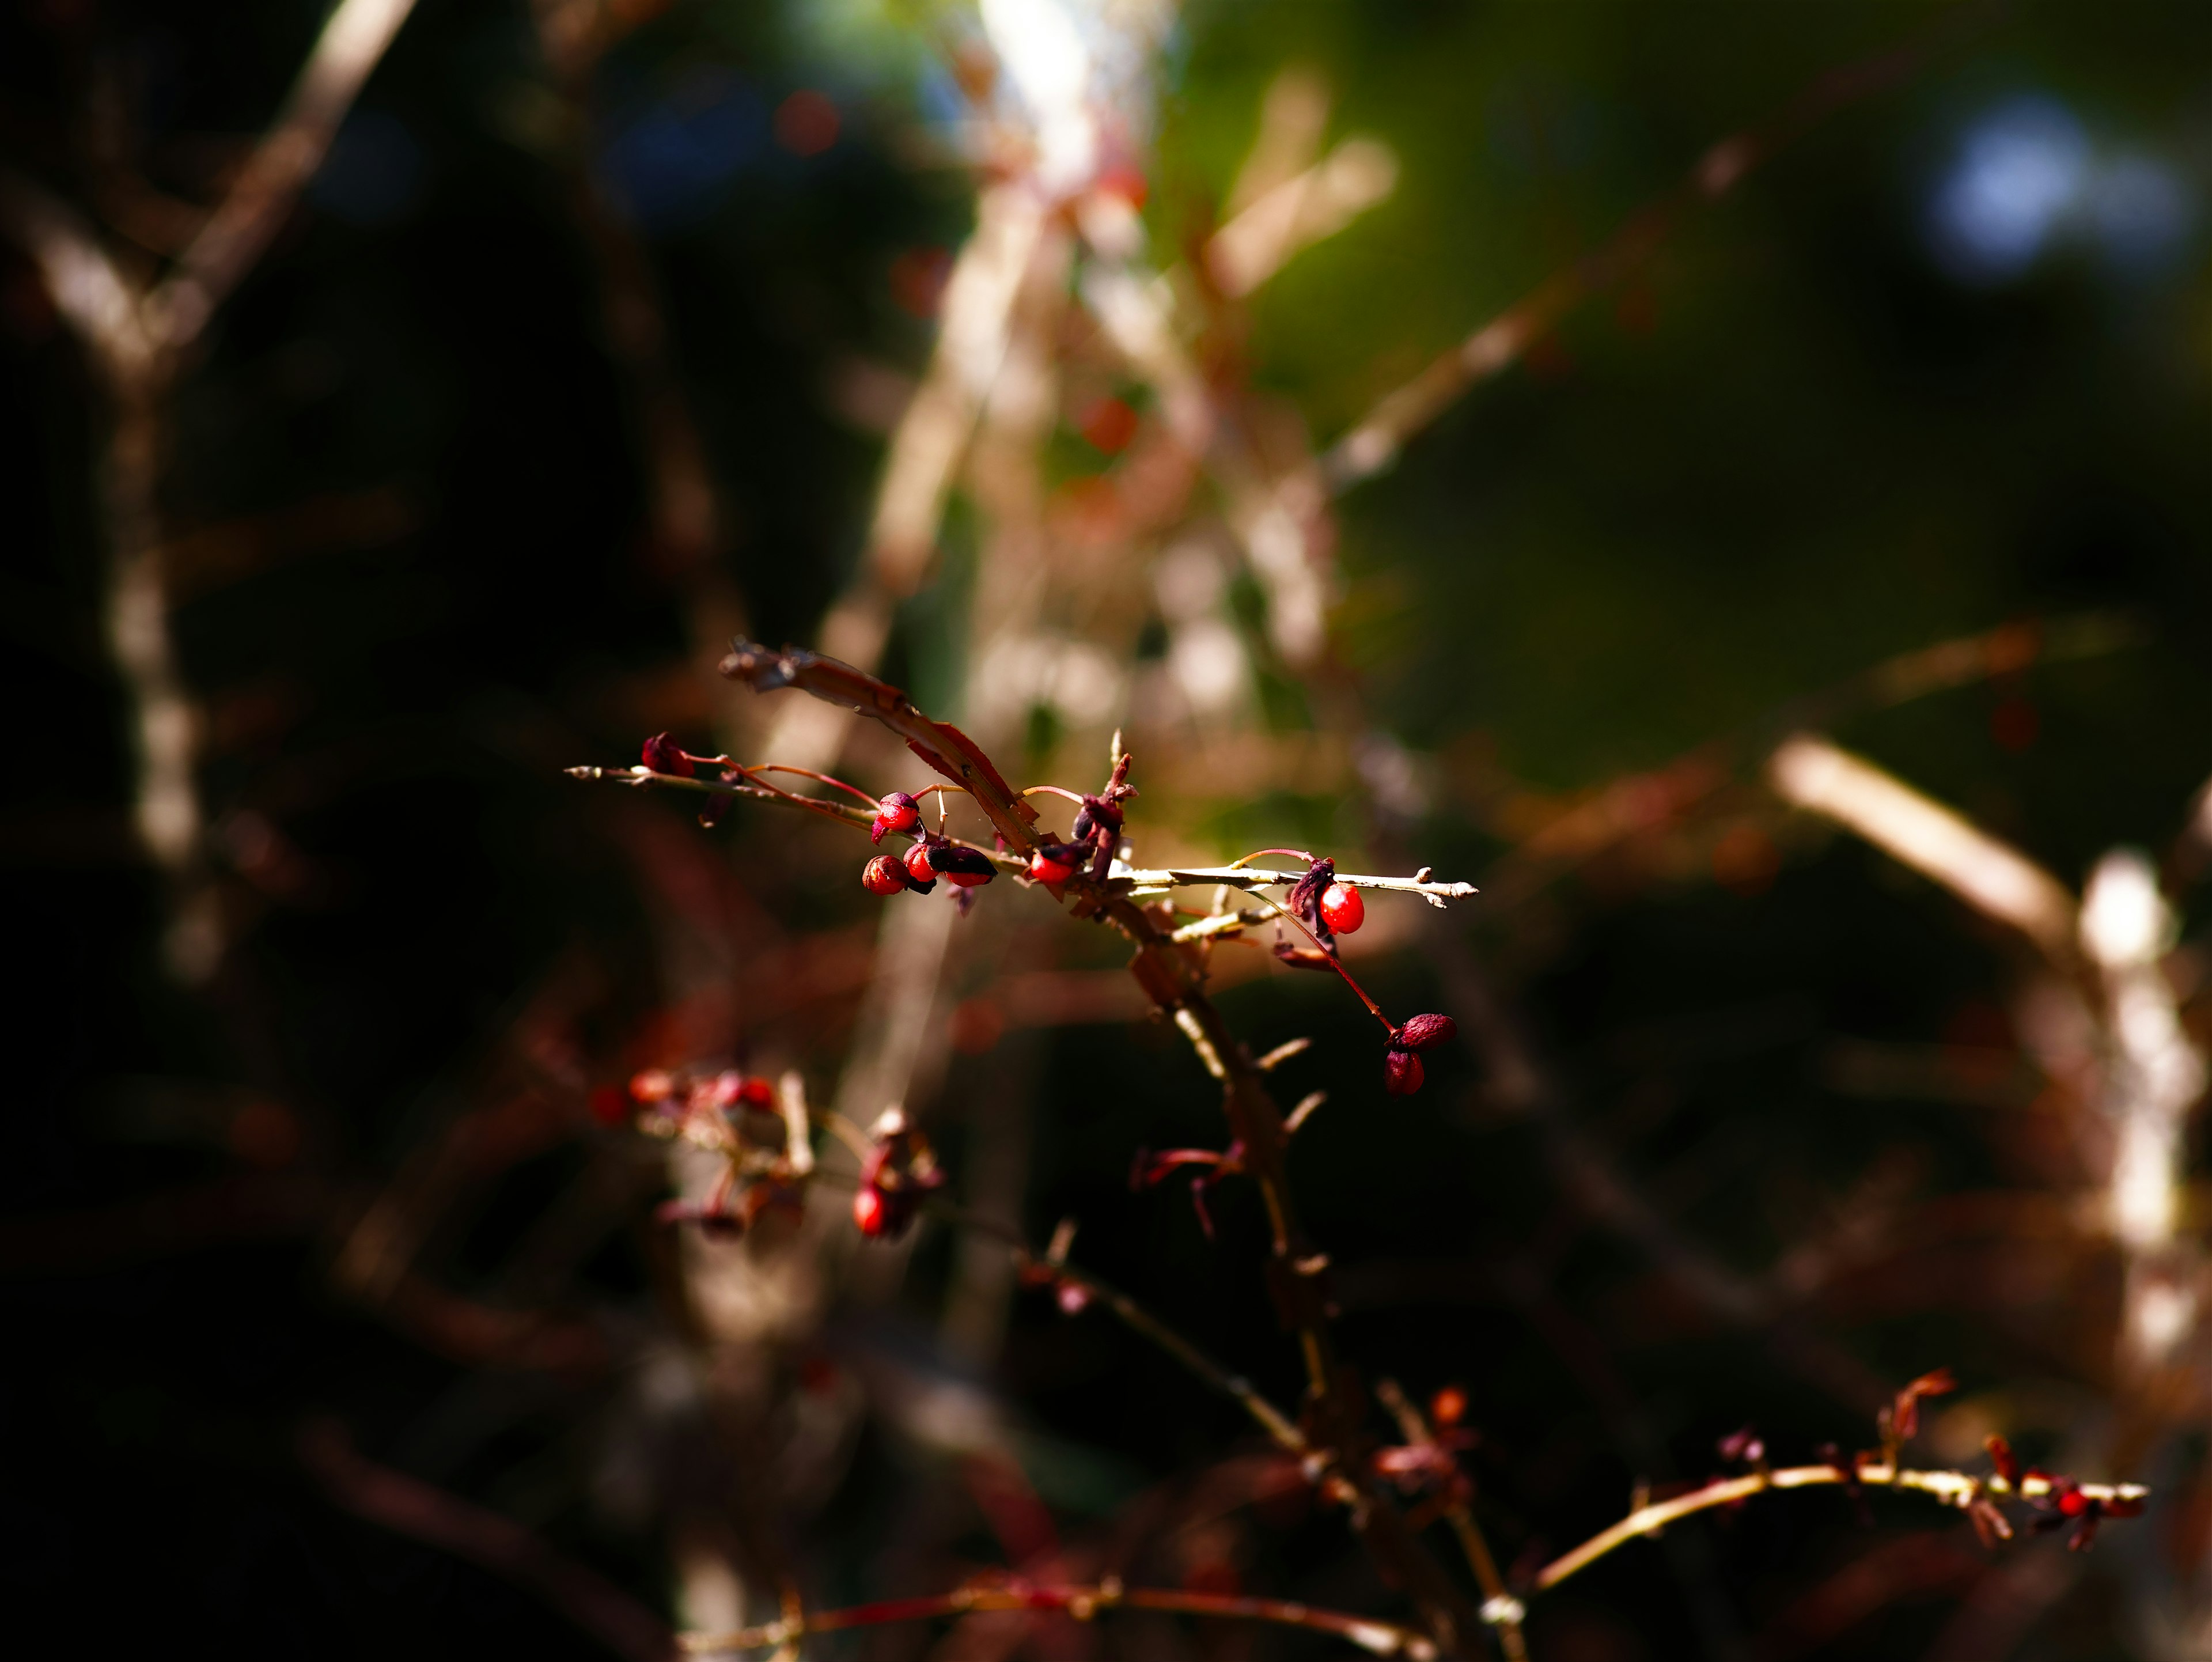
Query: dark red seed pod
1395 1013 1458 1051
927 844 997 887
1319 881 1365 935
641 733 694 777
872 791 921 843
1383 1048 1425 1096
863 854 911 895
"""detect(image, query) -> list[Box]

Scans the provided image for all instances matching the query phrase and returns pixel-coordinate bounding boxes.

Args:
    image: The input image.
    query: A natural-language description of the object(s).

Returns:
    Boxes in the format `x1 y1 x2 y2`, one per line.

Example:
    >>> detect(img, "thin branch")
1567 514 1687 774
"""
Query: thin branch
679 1580 1436 1660
1117 864 1478 907
1534 1462 2149 1595
939 1204 1308 1455
147 0 422 351
1374 1380 1528 1662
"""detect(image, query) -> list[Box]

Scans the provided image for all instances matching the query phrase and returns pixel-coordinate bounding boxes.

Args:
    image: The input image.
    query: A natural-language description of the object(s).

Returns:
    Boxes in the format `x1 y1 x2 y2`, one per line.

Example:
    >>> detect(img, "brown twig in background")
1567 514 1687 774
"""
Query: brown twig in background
679 1579 1437 1660
301 1418 677 1662
1319 5 1987 491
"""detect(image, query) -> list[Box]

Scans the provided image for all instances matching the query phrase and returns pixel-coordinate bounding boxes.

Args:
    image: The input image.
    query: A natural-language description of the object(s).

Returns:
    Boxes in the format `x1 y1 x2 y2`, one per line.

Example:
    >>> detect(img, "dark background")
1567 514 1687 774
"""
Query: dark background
5 2 2210 1659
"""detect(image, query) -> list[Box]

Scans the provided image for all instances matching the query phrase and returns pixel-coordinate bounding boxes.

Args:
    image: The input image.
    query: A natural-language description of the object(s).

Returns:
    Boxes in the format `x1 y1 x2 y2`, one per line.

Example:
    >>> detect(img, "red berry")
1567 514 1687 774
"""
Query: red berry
853 1184 889 1237
863 854 909 896
1319 881 1365 934
1382 1048 1424 1096
1430 1385 1468 1428
737 1076 775 1108
943 868 993 889
2057 1487 2089 1517
641 733 694 777
628 1069 675 1103
904 843 936 883
1029 849 1077 886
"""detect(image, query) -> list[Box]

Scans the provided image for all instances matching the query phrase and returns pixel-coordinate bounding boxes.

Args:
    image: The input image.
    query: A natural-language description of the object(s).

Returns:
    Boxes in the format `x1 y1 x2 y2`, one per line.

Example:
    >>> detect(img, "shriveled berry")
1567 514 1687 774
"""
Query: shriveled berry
1319 881 1365 934
863 854 910 896
1029 848 1078 886
871 791 921 845
1382 1048 1425 1096
2057 1486 2089 1518
1394 1013 1458 1051
641 733 694 777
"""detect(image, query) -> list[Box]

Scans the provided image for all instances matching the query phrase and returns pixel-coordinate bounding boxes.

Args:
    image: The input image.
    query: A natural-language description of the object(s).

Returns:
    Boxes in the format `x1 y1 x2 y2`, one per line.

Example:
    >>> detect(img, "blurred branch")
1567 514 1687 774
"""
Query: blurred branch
1767 735 2078 960
1320 7 1984 490
146 0 421 351
680 1581 1435 1660
301 1419 677 1662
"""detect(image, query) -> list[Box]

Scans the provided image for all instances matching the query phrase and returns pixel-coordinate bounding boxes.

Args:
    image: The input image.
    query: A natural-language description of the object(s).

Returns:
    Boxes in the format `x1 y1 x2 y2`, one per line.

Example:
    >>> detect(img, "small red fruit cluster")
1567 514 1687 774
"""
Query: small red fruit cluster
853 1108 946 1240
1382 1013 1457 1096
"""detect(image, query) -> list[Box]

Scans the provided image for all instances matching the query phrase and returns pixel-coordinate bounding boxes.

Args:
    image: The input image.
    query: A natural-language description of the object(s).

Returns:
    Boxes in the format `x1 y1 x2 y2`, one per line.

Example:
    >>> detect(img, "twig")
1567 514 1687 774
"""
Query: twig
1116 864 1478 907
1375 1380 1528 1662
940 1205 1308 1455
1533 1462 2149 1594
679 1579 1435 1660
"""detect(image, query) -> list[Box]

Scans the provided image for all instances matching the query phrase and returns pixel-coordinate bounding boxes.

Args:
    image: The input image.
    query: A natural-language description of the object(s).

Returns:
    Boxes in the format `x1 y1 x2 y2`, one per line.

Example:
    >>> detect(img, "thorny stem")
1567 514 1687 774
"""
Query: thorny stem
696 641 1491 1656
679 1580 1437 1660
1533 1463 2150 1593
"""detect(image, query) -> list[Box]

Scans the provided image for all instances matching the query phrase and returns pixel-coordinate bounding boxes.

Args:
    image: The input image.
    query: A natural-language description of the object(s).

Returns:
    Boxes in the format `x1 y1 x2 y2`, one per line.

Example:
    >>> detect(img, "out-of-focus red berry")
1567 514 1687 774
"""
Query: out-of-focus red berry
737 1076 775 1108
628 1069 675 1103
1382 1048 1425 1096
1430 1385 1468 1427
1319 881 1365 934
853 1184 890 1237
2057 1486 2089 1517
863 855 910 895
641 733 694 777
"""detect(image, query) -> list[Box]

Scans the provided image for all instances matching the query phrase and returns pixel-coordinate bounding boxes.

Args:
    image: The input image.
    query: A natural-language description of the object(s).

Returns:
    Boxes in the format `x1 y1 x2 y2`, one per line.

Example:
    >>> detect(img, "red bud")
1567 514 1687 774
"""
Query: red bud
1383 1048 1425 1095
641 733 694 777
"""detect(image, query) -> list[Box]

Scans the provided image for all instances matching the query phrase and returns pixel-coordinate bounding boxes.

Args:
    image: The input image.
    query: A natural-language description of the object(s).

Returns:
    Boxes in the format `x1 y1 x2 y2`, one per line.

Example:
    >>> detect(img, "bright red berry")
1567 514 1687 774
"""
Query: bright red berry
853 1184 890 1237
1382 1048 1425 1096
641 733 694 777
904 843 937 883
1430 1385 1468 1428
2057 1486 2089 1517
737 1076 775 1108
1028 849 1078 886
1320 881 1365 934
863 854 910 896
